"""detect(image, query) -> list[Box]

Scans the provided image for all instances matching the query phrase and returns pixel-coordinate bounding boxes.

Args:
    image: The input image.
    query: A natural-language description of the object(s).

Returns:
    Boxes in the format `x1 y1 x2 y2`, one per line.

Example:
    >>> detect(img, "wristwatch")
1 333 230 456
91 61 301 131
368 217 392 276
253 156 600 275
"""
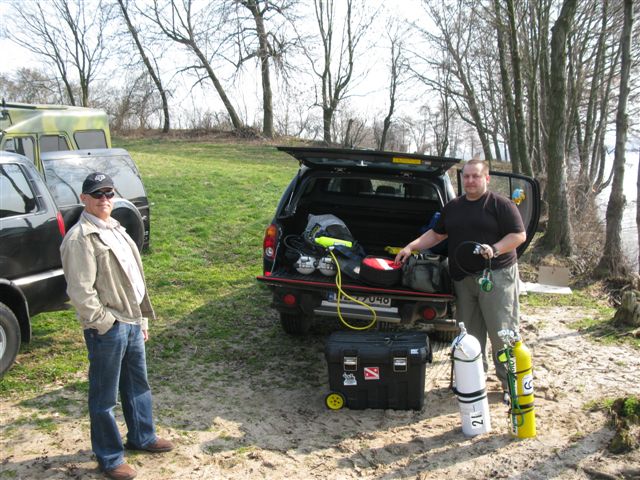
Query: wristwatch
491 245 500 257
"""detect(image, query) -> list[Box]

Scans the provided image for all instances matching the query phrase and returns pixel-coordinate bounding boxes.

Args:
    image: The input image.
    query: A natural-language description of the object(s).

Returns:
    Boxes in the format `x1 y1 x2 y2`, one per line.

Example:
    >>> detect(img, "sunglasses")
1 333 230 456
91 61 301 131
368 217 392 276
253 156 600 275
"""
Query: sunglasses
88 190 115 199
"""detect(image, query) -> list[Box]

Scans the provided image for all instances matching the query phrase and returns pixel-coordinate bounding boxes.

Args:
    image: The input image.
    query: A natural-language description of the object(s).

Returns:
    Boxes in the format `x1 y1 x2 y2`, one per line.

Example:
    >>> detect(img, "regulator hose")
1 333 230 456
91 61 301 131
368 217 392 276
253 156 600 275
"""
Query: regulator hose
453 240 492 276
453 240 494 292
328 249 377 331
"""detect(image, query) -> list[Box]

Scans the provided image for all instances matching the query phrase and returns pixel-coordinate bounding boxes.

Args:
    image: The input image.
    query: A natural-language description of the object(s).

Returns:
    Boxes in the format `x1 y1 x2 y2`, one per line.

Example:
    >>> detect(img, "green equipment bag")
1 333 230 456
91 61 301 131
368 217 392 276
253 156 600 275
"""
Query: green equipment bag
401 253 451 293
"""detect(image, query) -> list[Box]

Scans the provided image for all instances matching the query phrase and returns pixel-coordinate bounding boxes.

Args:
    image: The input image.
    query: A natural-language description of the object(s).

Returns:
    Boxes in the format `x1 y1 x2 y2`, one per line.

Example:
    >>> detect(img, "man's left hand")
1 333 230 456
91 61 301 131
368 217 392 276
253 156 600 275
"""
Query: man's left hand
143 329 149 342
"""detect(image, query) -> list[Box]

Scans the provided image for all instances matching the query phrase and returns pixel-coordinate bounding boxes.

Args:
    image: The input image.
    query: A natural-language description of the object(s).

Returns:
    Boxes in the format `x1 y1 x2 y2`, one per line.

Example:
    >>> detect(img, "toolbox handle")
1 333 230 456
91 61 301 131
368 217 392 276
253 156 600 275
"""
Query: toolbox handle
343 356 358 371
393 357 408 372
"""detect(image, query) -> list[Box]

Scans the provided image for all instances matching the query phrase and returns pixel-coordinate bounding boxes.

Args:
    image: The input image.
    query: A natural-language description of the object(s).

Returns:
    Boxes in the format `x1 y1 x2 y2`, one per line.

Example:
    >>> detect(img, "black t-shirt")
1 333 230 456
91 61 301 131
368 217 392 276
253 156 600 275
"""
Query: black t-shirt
433 191 525 281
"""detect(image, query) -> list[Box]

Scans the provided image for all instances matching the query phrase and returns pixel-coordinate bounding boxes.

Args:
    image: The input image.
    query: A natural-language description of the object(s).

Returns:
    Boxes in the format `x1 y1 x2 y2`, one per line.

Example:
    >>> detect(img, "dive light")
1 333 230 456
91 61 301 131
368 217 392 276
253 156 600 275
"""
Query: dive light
314 236 353 248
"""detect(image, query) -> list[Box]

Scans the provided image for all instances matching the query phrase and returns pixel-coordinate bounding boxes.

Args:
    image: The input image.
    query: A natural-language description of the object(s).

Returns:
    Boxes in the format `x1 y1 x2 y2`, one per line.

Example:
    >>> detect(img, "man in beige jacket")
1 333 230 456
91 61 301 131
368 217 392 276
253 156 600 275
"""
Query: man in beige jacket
61 172 172 480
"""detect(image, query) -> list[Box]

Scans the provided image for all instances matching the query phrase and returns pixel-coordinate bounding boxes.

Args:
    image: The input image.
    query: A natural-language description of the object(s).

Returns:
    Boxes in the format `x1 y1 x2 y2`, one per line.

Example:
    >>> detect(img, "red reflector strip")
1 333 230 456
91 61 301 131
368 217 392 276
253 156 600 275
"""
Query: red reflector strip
56 212 66 236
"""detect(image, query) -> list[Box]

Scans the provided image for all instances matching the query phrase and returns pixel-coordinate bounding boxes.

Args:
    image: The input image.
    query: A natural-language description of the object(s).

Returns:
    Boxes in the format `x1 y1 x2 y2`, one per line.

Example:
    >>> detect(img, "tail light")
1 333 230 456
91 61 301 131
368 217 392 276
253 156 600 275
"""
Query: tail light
283 293 297 306
421 306 437 321
56 211 66 237
263 223 278 260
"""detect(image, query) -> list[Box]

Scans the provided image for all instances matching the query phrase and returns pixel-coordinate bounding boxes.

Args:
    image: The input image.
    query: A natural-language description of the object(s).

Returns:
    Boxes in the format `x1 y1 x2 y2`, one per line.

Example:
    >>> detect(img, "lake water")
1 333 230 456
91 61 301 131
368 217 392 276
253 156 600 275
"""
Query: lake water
596 151 638 271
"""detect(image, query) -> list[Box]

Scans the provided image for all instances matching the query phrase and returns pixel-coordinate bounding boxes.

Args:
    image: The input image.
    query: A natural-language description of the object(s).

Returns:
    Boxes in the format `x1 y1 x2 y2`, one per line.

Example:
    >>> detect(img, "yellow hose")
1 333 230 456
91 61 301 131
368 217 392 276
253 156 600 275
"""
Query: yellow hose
328 249 377 330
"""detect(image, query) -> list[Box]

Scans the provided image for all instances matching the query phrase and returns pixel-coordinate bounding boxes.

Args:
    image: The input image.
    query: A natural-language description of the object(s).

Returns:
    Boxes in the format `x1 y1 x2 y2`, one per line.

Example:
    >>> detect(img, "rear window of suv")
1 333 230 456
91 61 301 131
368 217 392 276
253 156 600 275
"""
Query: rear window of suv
325 178 439 200
0 163 38 218
43 153 144 206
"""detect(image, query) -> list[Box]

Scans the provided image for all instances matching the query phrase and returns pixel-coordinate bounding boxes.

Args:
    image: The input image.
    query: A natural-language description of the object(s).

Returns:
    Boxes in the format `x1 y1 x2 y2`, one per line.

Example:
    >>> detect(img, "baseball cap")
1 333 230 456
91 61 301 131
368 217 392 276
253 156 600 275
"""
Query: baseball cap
82 172 114 194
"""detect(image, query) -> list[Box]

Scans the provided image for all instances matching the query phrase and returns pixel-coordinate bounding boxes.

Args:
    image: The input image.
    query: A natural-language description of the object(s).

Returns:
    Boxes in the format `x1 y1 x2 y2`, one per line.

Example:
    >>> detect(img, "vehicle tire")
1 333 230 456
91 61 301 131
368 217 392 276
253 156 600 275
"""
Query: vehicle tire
111 199 145 252
279 312 312 335
0 302 21 376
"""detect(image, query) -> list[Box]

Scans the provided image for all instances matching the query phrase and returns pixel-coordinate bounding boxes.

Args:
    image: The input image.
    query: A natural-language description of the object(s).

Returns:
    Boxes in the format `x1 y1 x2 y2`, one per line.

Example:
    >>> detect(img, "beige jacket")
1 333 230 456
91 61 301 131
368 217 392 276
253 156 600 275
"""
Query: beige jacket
60 214 155 334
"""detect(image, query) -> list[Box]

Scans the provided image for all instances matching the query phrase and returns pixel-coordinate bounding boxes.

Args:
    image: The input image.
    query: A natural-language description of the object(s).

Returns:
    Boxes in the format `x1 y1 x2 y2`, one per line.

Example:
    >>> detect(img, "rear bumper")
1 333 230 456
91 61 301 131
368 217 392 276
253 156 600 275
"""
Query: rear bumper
256 274 454 301
256 273 455 326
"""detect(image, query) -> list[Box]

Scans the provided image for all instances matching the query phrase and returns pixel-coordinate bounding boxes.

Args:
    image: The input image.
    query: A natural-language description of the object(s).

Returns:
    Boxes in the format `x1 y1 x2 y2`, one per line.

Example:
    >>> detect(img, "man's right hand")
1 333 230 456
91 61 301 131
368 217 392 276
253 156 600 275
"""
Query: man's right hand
477 243 495 259
394 246 412 265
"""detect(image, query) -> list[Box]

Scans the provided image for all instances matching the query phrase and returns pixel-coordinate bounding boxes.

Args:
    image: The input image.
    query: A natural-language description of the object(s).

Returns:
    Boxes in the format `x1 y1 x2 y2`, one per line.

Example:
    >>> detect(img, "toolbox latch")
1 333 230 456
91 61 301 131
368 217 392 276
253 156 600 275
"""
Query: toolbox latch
393 357 408 372
343 356 358 371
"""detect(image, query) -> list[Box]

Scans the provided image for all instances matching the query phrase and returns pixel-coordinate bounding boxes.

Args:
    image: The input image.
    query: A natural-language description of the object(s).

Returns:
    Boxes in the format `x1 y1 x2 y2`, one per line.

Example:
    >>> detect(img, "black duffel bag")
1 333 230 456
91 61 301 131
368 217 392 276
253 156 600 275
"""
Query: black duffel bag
359 256 403 287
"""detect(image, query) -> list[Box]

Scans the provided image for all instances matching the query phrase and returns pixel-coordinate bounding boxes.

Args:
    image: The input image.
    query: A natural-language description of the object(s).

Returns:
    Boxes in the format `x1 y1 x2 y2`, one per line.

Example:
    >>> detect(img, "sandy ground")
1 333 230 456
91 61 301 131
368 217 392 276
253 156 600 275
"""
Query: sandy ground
1 305 639 480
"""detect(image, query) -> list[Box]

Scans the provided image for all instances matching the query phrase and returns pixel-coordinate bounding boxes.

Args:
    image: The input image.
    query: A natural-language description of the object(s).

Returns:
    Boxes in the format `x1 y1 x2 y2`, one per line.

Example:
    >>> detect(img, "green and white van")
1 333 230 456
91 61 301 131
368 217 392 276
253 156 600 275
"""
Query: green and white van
0 102 111 172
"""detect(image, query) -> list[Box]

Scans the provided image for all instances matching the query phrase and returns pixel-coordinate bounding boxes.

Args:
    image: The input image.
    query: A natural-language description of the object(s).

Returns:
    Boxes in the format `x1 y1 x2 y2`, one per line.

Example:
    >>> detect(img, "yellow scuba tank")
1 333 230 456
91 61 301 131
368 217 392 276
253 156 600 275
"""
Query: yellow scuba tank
511 338 535 438
498 330 536 438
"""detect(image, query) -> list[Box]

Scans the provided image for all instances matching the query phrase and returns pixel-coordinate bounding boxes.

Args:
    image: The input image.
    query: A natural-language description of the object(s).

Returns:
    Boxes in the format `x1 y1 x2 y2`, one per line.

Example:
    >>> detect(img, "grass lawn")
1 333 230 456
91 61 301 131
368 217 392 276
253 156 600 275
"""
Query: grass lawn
1 138 301 395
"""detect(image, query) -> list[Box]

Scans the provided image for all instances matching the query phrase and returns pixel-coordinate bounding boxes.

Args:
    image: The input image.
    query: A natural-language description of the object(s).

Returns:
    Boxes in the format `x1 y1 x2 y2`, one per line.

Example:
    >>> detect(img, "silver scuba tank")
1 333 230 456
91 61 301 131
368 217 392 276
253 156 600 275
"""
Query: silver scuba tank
451 322 492 436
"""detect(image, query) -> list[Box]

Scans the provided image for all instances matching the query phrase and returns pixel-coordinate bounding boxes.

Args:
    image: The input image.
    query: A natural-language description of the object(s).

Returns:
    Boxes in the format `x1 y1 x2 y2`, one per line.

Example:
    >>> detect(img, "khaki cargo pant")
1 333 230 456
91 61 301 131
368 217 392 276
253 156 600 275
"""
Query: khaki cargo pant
453 263 520 390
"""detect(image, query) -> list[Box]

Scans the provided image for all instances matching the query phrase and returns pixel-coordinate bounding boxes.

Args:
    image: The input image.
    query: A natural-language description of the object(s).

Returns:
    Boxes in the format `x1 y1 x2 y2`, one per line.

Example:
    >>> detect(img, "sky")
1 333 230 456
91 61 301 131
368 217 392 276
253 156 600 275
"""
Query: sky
0 42 31 75
0 0 432 133
0 2 28 72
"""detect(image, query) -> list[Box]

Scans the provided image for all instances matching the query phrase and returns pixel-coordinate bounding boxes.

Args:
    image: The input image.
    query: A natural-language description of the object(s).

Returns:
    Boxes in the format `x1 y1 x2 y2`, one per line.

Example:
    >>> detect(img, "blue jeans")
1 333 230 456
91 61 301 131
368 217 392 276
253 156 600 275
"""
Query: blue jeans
84 321 157 471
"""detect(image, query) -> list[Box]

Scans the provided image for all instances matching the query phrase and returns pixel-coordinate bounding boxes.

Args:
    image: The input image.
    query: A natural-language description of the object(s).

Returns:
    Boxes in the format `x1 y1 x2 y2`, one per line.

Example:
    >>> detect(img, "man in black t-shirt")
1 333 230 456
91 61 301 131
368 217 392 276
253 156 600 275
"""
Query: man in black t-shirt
395 159 526 396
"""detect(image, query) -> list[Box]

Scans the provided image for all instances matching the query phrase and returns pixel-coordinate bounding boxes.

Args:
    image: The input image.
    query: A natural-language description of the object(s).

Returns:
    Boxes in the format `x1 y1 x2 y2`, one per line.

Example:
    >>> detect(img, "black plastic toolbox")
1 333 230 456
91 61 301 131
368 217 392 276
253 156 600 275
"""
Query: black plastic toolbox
324 331 432 410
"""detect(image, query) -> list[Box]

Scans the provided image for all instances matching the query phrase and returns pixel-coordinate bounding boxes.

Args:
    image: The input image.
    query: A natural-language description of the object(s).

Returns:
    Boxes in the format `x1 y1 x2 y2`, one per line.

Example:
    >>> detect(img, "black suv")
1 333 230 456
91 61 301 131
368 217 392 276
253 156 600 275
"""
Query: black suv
41 148 150 251
257 147 540 338
0 148 151 375
0 152 68 375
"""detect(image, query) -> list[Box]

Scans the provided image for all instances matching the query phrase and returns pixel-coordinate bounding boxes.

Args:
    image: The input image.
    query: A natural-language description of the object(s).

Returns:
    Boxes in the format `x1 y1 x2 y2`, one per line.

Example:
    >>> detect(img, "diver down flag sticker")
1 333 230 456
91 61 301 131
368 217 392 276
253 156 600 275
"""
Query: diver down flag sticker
364 367 380 380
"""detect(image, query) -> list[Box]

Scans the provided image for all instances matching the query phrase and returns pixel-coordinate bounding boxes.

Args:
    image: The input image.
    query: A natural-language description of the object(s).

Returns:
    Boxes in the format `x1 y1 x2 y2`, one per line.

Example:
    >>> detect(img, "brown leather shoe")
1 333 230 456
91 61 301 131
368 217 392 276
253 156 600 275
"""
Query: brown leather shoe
126 437 174 453
104 463 137 480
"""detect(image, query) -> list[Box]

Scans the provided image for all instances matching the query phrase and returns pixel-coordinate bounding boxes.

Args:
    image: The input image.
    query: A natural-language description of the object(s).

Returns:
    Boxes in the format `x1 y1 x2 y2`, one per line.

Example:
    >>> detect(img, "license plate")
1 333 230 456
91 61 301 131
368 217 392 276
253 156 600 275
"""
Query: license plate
327 292 391 307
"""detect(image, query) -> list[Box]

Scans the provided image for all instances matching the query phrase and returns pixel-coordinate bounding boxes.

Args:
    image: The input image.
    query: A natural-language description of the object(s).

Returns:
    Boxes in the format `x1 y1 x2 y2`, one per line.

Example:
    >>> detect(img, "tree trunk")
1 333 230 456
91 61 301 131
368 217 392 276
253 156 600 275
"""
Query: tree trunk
456 67 493 161
192 45 243 131
578 1 608 191
323 106 333 145
343 118 353 148
152 0 243 132
506 0 532 176
540 0 576 256
117 0 170 133
379 37 399 151
537 1 551 180
245 0 273 138
379 114 391 151
313 0 361 146
591 45 622 191
493 0 520 173
60 69 77 106
596 0 633 278
80 79 89 107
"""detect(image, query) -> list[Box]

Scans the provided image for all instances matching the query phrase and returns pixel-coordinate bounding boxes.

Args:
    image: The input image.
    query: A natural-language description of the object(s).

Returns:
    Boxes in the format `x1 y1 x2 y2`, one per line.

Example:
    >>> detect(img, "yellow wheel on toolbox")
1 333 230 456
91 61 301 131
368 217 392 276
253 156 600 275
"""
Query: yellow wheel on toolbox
325 392 346 410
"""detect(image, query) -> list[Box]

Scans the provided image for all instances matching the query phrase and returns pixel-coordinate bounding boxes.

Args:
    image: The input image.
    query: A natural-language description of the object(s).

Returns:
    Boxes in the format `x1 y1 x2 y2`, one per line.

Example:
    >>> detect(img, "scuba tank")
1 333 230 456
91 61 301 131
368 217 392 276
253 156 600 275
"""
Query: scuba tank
498 329 536 438
450 323 491 436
